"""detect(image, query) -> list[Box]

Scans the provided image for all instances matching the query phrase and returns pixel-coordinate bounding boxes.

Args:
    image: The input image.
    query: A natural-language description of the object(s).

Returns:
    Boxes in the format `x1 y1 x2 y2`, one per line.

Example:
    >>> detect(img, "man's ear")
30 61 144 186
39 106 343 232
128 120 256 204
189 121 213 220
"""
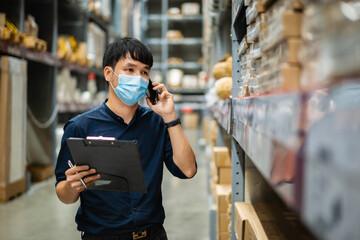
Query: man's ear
103 66 112 82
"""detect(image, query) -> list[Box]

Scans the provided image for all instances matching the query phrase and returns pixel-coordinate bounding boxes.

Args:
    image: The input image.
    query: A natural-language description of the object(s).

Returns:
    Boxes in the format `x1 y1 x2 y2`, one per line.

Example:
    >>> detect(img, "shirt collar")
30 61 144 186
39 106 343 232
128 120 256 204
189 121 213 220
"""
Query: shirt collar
102 99 144 126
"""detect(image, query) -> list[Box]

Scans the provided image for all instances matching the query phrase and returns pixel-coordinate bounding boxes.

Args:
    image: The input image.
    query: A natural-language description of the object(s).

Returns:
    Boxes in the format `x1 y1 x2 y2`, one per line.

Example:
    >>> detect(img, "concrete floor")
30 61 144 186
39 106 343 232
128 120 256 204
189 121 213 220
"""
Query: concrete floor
0 129 209 240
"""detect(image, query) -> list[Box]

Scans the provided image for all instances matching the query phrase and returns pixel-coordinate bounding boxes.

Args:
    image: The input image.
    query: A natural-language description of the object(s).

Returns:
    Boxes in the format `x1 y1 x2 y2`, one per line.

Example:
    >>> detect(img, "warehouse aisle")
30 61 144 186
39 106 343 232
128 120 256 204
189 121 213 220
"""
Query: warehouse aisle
0 129 209 240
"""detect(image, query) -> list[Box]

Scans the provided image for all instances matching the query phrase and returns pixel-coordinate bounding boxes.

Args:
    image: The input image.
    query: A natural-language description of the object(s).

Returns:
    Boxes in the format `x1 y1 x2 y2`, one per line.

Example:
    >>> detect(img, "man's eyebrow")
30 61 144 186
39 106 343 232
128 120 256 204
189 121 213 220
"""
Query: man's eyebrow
125 63 137 67
126 62 150 70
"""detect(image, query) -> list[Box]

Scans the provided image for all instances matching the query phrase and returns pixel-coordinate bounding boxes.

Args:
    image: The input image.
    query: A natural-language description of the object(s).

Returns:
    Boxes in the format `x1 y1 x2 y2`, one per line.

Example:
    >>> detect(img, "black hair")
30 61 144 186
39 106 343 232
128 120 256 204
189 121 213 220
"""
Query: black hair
102 37 153 70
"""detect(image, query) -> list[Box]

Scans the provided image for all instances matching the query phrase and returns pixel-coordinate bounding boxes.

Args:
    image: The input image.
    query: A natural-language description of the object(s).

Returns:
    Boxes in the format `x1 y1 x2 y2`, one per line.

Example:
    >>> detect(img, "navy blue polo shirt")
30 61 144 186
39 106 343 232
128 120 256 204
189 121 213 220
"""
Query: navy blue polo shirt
55 100 189 235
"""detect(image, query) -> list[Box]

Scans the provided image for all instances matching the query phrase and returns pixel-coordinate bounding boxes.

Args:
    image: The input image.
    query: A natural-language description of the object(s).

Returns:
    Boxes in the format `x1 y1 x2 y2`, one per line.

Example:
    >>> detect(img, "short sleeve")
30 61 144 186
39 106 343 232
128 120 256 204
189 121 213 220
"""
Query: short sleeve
54 121 80 186
163 129 189 179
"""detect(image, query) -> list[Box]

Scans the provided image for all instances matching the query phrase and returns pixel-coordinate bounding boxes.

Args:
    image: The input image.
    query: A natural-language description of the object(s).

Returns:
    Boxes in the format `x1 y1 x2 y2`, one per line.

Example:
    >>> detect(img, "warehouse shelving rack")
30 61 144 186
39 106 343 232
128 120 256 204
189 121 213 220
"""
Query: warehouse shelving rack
0 0 118 174
206 1 360 240
140 0 205 98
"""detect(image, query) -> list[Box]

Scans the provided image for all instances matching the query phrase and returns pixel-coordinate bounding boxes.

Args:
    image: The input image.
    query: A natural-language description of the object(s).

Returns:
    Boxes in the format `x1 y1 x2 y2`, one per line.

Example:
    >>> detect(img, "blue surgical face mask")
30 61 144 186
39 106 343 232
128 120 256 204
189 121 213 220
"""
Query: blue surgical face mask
109 68 149 106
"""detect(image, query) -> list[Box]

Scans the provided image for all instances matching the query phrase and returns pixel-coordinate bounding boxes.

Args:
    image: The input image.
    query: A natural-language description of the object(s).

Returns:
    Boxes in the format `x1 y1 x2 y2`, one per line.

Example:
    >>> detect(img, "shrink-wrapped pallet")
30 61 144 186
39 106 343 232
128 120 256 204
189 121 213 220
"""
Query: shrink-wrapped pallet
0 56 27 202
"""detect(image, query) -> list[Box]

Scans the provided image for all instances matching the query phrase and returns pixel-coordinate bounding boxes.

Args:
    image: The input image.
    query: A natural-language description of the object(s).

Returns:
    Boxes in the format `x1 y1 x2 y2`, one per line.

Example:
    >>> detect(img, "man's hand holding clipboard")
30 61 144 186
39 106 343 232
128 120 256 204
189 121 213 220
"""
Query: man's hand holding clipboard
64 160 100 193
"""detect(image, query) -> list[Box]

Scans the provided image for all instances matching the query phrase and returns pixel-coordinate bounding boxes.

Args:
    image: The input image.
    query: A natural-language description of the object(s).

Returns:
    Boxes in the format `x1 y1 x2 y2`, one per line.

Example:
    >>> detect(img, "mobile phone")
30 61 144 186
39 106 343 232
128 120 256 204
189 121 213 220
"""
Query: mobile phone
146 79 160 105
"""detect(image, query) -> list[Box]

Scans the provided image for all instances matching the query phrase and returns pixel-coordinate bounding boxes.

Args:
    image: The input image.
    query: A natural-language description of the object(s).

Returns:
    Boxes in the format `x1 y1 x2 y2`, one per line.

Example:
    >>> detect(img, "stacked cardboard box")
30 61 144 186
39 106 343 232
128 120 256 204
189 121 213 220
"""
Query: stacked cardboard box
215 184 232 240
240 0 304 96
210 147 231 197
0 56 27 203
226 191 232 239
258 0 303 92
202 116 218 147
238 0 265 97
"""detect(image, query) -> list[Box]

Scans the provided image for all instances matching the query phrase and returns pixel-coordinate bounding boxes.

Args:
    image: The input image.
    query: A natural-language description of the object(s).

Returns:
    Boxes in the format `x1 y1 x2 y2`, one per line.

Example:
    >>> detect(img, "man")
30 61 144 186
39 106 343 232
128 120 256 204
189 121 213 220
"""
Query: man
55 37 197 240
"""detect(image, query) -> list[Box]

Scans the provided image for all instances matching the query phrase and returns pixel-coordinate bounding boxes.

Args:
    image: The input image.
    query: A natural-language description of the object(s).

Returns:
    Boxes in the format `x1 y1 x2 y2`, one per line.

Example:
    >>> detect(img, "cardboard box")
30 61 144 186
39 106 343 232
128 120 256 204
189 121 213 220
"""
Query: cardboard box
282 11 302 37
182 113 199 129
213 146 231 167
218 212 230 233
262 38 302 68
217 232 230 240
0 56 27 202
234 202 253 240
218 167 232 185
210 158 231 184
209 120 218 146
202 116 209 140
215 184 232 213
210 159 218 181
234 202 290 240
0 13 5 27
281 63 301 90
287 38 301 64
261 11 302 51
258 63 300 92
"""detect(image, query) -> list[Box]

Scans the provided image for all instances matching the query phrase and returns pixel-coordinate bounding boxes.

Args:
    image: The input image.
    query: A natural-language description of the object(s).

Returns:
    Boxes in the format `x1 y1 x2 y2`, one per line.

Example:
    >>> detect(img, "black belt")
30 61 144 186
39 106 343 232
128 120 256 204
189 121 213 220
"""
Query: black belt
82 225 163 240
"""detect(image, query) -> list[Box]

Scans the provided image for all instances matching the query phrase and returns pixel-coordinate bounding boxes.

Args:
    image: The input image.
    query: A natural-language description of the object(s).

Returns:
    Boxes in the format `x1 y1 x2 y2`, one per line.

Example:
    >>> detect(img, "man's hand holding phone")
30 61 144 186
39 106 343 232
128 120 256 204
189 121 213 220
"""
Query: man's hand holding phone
146 79 160 105
146 81 178 123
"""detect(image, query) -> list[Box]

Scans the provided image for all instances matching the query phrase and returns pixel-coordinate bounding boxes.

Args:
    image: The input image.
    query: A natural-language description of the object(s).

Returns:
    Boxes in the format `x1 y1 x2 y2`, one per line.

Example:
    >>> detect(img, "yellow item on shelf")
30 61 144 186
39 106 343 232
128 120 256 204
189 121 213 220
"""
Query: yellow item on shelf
215 77 232 100
212 62 231 80
166 30 184 39
226 57 232 76
5 19 18 33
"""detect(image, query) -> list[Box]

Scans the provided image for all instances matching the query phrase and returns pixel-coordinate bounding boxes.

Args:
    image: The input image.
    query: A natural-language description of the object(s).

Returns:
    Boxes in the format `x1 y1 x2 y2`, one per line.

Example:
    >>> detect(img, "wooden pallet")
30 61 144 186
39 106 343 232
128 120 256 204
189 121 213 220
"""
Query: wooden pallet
0 27 11 40
23 36 47 51
0 177 26 203
28 165 54 182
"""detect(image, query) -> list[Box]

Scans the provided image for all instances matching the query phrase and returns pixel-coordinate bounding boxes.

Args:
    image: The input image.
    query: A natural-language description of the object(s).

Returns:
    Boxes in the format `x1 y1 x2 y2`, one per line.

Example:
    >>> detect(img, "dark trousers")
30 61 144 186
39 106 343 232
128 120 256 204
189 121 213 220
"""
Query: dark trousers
81 226 168 240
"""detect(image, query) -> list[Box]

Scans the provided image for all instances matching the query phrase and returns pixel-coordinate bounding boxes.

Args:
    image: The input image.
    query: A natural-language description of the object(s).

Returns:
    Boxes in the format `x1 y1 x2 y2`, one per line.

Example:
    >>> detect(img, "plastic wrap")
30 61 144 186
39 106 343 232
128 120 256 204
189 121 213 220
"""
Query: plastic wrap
300 1 360 88
246 0 258 25
321 2 360 77
247 17 261 43
262 38 301 71
260 0 302 51
257 63 300 93
249 42 261 60
249 75 260 96
87 22 106 69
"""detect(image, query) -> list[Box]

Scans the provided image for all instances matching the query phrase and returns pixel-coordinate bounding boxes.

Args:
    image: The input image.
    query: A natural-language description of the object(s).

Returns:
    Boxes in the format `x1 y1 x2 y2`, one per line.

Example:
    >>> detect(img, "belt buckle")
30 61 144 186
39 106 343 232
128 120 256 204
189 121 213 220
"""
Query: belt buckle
132 229 147 239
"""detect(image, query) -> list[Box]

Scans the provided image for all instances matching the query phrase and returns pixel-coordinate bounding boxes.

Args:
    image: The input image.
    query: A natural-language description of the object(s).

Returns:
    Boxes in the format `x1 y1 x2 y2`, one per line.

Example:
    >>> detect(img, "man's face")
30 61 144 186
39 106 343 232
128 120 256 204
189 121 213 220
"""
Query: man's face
112 55 150 82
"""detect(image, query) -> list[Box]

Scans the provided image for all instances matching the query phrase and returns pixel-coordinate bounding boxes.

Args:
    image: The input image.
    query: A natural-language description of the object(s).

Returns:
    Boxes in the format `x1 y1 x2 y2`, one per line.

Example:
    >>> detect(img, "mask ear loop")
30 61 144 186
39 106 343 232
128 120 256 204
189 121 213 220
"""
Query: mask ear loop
110 67 119 78
109 67 118 91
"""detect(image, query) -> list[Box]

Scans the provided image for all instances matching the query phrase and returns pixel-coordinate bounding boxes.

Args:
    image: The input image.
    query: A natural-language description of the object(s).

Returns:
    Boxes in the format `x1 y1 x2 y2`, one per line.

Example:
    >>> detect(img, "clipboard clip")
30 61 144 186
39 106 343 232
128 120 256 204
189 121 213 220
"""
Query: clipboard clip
86 136 116 141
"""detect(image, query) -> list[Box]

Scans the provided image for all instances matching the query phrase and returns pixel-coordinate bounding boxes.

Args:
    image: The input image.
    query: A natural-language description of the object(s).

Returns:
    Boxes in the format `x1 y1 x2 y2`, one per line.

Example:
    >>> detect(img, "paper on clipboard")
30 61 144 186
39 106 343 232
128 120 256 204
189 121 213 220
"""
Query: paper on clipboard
66 137 147 193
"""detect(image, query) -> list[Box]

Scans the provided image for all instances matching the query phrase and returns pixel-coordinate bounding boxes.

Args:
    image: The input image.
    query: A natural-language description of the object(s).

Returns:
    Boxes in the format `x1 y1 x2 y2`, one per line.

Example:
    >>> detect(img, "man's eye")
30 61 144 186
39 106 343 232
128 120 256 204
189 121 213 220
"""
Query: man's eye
127 68 134 72
142 71 149 76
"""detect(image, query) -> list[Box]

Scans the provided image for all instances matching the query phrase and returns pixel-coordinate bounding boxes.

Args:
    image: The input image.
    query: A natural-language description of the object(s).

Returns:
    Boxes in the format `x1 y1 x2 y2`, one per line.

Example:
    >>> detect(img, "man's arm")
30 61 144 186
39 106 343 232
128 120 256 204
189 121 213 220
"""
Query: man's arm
146 83 197 178
165 116 197 178
56 165 100 204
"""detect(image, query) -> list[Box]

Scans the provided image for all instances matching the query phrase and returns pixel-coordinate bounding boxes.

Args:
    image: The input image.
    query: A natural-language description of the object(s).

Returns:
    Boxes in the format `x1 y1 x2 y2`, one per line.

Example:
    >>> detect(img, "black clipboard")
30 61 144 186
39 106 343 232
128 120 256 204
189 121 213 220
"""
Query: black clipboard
66 137 147 193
